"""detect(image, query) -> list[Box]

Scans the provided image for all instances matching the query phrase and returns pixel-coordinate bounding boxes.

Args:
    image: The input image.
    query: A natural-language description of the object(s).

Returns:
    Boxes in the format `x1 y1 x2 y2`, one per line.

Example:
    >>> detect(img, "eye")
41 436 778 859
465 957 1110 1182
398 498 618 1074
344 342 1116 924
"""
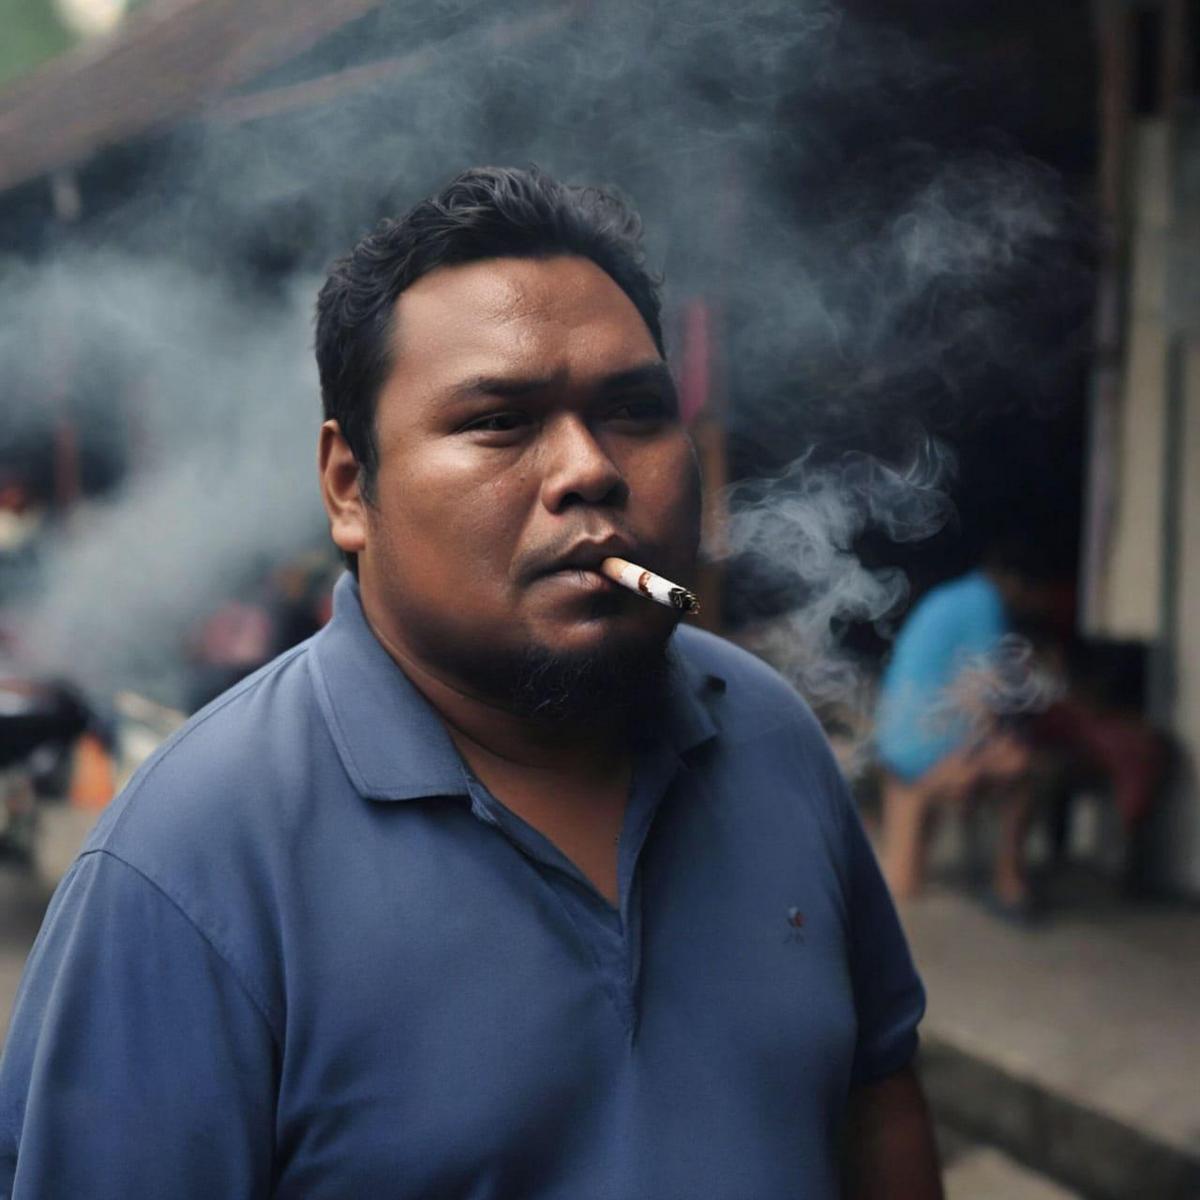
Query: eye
607 395 673 424
459 411 533 436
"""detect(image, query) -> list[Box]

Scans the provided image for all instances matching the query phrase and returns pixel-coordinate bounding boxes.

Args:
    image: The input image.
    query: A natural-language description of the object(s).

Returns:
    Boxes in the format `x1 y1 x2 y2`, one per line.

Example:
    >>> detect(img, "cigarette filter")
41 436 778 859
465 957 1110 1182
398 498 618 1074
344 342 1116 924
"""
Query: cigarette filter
599 557 700 615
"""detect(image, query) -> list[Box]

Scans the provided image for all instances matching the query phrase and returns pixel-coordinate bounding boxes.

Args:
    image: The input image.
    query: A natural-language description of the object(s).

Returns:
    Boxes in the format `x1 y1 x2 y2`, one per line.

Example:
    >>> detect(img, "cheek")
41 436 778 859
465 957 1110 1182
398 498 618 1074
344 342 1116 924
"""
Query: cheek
446 471 536 561
642 442 702 529
481 469 534 516
375 457 532 570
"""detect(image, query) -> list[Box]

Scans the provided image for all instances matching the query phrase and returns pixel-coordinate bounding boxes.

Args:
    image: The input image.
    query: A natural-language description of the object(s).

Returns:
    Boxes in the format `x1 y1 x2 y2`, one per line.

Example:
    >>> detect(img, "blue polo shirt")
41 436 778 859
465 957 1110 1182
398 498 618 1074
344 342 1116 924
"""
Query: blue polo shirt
0 573 924 1199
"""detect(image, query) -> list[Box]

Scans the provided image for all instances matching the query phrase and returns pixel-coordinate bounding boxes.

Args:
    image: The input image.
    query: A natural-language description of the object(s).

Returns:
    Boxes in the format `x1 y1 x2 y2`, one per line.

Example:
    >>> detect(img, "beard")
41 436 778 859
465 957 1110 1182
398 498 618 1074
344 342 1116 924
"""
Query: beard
505 630 676 726
372 563 682 728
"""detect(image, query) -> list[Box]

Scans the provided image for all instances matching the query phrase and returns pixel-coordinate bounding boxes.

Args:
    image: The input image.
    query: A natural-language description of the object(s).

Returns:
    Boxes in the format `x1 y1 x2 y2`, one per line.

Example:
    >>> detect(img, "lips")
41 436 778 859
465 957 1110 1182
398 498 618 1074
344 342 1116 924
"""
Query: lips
530 535 638 579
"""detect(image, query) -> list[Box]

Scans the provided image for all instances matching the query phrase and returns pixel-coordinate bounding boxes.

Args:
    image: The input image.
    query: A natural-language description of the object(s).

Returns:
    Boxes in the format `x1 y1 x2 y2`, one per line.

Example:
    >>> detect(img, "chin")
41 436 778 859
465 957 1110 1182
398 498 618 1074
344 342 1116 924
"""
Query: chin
508 620 675 724
553 591 677 648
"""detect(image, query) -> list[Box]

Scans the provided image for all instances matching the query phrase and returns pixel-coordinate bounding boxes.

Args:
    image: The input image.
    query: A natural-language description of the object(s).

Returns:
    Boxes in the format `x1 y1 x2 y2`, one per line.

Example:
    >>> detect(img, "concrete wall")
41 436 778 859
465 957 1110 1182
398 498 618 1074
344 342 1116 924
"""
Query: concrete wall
1083 118 1200 894
1158 340 1200 892
1157 99 1200 892
1097 121 1170 638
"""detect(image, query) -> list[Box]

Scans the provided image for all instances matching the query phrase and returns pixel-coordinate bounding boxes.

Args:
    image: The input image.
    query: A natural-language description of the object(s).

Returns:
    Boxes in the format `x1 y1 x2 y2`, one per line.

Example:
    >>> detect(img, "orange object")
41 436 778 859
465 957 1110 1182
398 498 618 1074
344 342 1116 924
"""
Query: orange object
69 732 116 810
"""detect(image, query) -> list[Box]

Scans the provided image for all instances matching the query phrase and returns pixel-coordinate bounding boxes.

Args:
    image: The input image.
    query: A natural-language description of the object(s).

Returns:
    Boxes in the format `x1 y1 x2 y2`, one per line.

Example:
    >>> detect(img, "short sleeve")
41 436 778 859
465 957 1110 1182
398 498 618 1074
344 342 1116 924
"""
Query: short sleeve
840 792 926 1086
0 850 278 1198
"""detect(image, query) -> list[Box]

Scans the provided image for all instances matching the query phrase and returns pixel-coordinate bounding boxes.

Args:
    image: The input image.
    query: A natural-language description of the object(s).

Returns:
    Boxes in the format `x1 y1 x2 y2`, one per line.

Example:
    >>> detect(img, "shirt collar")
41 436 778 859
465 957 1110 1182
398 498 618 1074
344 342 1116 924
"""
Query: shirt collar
310 572 721 803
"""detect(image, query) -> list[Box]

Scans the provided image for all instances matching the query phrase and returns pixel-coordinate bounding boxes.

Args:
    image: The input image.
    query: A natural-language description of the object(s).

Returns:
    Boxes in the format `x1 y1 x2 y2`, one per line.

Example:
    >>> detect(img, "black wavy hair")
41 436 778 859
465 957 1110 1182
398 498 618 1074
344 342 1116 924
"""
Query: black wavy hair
315 166 664 510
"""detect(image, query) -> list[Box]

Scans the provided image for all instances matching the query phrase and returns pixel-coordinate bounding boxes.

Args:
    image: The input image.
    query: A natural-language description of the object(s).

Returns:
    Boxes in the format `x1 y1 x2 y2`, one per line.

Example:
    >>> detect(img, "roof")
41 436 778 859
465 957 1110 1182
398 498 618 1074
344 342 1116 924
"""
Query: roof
0 0 384 195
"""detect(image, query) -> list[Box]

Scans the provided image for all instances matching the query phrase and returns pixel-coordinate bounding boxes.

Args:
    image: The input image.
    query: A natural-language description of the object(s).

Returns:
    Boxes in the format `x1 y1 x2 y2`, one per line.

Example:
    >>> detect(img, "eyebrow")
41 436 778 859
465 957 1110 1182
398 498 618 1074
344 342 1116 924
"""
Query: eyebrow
448 360 676 402
597 362 677 396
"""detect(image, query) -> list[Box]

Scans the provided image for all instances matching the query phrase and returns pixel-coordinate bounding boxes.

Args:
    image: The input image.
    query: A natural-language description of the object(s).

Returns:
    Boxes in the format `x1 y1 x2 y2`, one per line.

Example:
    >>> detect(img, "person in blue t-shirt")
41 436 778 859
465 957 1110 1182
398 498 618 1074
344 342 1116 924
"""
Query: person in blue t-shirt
875 556 1038 908
0 167 942 1198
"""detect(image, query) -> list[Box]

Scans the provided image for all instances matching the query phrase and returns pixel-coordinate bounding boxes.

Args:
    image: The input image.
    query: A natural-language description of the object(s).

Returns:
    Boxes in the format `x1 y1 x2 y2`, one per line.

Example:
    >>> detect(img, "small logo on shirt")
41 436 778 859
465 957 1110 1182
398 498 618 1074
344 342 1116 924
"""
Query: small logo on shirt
784 907 806 944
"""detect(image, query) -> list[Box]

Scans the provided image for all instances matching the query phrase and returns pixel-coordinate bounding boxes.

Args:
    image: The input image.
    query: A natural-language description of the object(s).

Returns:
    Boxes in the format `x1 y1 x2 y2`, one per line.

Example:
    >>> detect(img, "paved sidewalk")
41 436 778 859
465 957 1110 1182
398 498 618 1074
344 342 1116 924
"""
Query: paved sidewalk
903 872 1200 1199
944 1146 1081 1199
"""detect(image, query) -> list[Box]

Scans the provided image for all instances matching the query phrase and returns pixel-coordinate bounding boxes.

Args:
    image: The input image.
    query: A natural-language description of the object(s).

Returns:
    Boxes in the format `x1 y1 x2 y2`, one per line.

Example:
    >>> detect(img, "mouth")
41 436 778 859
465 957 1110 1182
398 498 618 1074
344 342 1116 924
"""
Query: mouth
532 535 639 580
527 538 642 612
525 535 689 623
540 565 621 594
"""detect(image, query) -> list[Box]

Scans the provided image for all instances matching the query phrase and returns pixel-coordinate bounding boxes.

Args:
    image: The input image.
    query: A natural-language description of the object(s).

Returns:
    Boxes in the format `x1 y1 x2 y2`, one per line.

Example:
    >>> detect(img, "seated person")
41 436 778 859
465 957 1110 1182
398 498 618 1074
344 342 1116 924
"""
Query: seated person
874 555 1038 910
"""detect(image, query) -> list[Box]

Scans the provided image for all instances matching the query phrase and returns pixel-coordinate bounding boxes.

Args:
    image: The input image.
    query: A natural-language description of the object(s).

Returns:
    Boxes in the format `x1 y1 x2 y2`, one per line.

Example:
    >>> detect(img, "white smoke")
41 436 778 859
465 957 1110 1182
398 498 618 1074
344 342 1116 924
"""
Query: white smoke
930 634 1067 737
719 437 955 769
1 254 323 703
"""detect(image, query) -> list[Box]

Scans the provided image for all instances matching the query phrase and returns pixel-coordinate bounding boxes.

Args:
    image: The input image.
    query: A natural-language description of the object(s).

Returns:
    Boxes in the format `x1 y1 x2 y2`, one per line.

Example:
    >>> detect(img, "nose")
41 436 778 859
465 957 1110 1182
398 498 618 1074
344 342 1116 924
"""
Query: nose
539 414 627 513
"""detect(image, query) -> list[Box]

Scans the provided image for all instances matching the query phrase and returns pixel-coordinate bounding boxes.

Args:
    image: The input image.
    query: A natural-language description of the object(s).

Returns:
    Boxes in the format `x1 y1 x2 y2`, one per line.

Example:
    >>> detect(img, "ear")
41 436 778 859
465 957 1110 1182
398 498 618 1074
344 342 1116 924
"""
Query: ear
318 420 368 557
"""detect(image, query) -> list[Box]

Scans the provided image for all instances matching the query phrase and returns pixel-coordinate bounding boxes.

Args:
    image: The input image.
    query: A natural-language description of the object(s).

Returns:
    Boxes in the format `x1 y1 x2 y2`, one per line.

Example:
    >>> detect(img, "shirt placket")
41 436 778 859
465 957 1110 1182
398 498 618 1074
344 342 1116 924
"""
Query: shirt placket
463 744 680 1038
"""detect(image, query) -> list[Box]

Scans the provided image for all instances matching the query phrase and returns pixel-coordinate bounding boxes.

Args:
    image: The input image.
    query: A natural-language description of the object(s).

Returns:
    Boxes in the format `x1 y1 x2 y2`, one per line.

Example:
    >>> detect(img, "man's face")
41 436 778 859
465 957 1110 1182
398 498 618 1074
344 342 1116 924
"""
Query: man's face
338 255 702 706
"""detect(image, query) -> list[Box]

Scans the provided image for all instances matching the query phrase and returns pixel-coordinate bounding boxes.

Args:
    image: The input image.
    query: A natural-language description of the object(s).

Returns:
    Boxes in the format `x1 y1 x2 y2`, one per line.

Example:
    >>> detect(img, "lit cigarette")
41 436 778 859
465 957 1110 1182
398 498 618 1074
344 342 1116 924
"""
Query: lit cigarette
599 556 701 615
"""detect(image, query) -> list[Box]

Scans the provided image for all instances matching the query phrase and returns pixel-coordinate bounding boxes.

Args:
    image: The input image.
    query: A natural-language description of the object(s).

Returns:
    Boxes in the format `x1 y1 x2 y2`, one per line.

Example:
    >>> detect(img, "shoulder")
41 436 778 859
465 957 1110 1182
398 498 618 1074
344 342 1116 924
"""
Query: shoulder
73 642 332 1024
78 643 330 1002
91 640 323 860
671 626 857 893
905 575 967 625
929 572 1007 646
671 624 835 764
932 571 1004 620
899 572 1001 641
673 623 811 711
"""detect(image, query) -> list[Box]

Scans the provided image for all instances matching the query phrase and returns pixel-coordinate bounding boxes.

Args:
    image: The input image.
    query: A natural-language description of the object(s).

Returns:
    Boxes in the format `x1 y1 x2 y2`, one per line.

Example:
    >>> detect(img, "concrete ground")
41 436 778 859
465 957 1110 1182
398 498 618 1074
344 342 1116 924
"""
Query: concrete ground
940 1124 1082 1199
947 1150 1082 1199
903 870 1200 1199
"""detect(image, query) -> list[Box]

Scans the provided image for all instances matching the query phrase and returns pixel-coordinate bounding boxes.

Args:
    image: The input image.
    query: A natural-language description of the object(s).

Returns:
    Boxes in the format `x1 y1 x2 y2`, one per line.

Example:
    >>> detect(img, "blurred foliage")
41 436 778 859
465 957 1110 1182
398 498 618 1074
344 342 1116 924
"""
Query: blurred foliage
0 0 150 90
0 0 73 89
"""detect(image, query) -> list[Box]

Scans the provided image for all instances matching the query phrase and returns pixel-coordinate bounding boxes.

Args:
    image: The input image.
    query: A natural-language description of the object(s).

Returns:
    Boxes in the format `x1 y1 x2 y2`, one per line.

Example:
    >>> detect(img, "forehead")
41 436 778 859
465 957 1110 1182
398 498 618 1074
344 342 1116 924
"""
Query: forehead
386 255 659 389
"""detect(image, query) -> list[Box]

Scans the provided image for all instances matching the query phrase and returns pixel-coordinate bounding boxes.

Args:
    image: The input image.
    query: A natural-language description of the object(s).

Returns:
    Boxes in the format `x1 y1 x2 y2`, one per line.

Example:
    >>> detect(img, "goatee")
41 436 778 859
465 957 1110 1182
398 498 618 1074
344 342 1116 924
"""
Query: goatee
507 633 675 728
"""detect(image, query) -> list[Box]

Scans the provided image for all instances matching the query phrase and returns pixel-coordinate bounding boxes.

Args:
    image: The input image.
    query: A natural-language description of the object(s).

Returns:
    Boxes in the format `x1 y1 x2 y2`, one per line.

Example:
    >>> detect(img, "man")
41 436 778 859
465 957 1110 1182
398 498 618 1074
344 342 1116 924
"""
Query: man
875 555 1036 910
0 167 941 1197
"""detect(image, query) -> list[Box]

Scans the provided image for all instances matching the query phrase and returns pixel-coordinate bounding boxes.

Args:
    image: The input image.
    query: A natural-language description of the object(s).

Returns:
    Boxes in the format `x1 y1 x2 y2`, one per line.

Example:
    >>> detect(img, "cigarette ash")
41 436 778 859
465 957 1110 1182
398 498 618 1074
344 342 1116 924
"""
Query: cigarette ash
668 587 700 614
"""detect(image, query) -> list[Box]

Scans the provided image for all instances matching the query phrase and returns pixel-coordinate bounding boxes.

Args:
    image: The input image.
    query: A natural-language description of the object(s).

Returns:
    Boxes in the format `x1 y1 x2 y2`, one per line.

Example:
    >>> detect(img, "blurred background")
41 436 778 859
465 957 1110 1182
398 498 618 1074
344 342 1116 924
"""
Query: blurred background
0 1 1197 1196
